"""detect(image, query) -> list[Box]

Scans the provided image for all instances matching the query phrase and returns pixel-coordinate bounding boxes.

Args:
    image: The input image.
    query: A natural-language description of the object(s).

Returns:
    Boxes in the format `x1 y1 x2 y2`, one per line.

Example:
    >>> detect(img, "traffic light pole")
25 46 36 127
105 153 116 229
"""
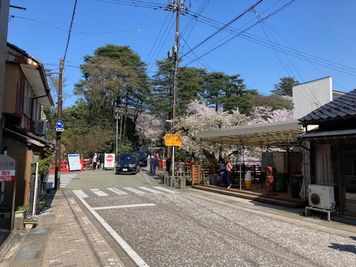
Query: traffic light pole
54 59 63 191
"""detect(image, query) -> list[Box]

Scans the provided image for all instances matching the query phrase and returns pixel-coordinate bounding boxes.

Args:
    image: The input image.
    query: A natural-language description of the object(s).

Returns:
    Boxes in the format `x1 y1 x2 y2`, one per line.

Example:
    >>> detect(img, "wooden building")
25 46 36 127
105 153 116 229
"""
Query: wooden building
299 89 356 217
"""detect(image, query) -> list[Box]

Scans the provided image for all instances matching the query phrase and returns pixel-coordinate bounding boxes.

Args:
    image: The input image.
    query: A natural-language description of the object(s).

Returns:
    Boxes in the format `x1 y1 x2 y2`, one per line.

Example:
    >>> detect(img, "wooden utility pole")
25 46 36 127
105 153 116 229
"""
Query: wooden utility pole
54 59 64 191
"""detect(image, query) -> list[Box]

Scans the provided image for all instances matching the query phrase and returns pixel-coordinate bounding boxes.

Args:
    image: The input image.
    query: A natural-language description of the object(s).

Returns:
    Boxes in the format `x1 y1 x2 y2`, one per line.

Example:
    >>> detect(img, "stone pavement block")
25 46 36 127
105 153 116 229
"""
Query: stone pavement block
1 190 125 267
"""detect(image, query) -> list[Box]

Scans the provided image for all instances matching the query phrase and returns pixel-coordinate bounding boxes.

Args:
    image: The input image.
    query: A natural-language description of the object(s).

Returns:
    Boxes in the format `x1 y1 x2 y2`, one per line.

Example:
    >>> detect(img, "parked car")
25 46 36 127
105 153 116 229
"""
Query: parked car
115 153 140 174
134 151 148 167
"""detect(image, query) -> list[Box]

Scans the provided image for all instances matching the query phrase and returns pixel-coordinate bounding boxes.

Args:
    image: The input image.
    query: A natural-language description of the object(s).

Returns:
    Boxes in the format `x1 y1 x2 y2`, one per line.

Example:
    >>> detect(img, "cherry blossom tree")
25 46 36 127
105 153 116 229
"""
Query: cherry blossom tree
135 113 165 145
175 100 248 163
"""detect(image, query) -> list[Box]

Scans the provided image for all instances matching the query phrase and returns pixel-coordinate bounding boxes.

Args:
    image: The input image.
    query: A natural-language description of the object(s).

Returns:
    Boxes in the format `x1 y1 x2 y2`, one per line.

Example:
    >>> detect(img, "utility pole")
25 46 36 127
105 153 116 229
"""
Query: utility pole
54 59 64 191
167 0 186 178
114 97 120 156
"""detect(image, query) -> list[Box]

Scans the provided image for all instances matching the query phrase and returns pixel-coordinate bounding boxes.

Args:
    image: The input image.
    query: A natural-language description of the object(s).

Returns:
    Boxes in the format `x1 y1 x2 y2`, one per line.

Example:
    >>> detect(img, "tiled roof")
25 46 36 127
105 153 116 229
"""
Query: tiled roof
299 89 356 125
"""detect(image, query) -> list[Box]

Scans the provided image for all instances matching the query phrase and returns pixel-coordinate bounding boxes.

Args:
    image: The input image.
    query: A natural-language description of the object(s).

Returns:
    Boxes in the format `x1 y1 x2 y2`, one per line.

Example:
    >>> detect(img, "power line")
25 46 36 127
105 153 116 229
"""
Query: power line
10 15 152 35
96 0 166 10
147 13 175 66
181 0 209 41
181 0 356 76
63 0 78 63
181 0 264 59
182 0 356 75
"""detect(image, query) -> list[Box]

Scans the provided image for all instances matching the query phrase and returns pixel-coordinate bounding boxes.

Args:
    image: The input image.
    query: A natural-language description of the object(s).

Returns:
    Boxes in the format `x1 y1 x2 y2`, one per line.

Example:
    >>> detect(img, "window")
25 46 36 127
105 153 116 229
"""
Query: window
23 82 32 116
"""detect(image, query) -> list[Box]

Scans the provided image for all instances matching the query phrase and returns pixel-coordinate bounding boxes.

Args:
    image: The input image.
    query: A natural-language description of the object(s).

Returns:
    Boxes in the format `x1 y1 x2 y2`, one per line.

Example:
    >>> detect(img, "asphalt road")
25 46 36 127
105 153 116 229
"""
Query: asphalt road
62 169 356 267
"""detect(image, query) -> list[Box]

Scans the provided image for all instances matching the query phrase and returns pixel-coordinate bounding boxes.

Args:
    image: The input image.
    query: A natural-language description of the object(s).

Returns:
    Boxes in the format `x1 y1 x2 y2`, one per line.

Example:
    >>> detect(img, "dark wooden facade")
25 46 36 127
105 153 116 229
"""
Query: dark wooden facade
300 89 356 217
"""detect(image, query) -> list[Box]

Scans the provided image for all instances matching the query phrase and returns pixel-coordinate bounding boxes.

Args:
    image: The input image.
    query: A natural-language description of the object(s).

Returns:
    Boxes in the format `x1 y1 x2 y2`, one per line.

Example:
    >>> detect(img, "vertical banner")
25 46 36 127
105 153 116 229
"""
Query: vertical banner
104 153 115 170
67 154 81 171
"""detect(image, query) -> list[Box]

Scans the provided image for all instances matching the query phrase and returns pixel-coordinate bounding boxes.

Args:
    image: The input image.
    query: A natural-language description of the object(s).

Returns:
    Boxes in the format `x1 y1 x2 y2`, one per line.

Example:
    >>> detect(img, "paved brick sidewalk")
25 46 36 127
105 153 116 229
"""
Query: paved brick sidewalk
0 190 126 267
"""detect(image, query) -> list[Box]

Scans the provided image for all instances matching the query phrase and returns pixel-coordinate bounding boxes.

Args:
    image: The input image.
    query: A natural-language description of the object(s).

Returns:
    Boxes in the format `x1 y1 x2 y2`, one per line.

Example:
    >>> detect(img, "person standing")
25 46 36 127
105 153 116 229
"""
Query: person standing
226 159 233 189
92 153 97 170
219 157 226 187
149 154 155 176
166 157 171 176
153 154 160 175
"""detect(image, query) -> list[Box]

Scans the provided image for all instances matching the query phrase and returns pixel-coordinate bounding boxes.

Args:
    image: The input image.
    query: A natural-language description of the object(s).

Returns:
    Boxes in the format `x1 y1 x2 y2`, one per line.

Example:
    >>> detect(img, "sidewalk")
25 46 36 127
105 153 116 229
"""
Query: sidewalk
0 190 127 267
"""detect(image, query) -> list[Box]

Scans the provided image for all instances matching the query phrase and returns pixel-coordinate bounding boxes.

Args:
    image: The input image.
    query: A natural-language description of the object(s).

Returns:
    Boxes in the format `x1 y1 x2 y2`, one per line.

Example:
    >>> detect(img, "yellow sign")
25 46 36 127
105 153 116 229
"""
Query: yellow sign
164 133 182 147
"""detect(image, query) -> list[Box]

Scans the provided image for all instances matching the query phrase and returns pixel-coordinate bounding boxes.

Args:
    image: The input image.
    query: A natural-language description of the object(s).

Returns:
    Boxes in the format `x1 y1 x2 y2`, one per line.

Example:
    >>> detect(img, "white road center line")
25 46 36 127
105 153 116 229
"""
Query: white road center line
93 203 156 210
73 190 88 198
73 190 149 267
107 187 128 195
153 186 176 194
123 187 146 194
90 189 109 197
138 186 163 193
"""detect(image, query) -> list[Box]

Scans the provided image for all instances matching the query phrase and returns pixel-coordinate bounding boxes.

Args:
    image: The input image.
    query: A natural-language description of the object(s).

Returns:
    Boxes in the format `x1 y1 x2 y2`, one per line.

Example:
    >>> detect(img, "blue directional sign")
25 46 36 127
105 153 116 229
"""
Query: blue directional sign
55 120 64 132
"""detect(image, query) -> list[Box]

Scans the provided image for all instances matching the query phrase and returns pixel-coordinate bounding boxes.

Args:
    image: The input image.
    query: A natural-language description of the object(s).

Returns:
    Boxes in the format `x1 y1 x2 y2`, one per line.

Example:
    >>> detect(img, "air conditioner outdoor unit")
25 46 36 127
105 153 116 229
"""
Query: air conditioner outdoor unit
307 184 335 210
35 120 46 136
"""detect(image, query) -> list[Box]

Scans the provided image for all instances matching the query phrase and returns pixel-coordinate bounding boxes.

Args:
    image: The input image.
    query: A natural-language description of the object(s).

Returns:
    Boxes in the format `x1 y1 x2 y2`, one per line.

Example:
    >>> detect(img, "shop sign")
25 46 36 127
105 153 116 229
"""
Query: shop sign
0 155 16 182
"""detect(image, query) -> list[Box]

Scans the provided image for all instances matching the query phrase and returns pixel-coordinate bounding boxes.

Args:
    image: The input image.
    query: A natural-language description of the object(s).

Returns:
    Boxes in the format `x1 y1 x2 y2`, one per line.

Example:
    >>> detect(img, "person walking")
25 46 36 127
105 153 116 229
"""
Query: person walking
226 159 233 189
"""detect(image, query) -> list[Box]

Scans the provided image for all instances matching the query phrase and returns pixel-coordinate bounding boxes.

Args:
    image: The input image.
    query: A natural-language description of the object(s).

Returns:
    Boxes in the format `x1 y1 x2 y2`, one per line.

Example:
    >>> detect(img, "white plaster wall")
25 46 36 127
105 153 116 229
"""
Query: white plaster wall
292 77 333 119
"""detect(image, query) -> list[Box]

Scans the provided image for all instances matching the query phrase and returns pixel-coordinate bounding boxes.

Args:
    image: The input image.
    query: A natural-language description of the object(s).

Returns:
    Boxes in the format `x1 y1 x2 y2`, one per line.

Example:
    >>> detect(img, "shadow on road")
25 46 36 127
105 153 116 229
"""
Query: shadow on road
329 242 356 254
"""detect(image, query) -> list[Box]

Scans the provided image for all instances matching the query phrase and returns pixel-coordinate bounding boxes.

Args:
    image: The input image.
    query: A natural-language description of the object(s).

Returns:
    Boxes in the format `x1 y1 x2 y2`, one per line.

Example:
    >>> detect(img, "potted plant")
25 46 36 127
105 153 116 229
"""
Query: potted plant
24 213 38 230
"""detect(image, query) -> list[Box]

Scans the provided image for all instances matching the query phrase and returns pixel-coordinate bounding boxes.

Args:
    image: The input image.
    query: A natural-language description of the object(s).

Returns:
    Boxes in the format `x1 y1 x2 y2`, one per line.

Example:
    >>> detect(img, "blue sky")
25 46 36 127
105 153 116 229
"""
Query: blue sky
8 0 356 107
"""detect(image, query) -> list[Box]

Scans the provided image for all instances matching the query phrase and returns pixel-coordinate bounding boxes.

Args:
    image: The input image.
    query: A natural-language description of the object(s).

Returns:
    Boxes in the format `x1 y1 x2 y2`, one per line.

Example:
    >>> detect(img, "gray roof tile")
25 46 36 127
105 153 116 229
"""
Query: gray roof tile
299 89 356 124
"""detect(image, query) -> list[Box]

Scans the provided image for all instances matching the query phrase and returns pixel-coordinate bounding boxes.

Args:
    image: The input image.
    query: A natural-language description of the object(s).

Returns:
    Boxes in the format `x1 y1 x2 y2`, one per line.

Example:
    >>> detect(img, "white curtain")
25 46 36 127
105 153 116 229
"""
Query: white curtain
315 144 333 185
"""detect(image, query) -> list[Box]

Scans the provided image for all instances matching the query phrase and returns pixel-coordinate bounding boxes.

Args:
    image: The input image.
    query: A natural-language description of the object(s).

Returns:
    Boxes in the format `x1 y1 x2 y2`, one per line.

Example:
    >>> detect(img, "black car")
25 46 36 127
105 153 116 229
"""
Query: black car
115 153 140 174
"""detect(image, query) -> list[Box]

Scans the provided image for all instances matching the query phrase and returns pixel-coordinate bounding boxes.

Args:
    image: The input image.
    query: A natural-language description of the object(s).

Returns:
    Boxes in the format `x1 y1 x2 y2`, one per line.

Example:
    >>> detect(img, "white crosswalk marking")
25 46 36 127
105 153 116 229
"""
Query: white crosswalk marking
153 186 176 194
90 189 109 197
46 173 78 189
122 187 146 194
138 186 163 194
73 186 177 199
107 187 128 195
73 190 88 198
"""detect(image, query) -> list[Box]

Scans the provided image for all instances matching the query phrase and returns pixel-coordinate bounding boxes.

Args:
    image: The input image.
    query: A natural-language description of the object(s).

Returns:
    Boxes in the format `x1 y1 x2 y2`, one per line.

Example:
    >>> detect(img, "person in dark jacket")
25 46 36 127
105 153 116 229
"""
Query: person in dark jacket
166 157 171 176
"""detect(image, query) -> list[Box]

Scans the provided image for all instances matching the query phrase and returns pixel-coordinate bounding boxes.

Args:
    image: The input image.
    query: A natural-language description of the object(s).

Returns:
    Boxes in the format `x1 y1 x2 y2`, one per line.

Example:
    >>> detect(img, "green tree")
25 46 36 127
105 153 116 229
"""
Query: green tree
202 73 253 115
272 76 298 96
150 59 205 119
66 44 149 155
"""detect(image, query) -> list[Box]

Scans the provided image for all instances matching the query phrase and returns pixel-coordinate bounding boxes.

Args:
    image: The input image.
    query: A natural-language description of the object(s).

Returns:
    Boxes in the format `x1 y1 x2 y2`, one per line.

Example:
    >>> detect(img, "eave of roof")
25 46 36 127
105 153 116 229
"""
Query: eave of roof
197 120 303 147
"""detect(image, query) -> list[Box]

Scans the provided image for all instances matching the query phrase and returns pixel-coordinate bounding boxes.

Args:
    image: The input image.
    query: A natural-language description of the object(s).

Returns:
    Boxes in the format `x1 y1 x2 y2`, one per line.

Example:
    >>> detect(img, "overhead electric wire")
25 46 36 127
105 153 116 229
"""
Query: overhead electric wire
96 0 166 10
261 20 303 80
182 1 356 76
146 12 171 64
10 15 152 35
253 9 294 78
182 0 209 42
183 0 295 65
181 0 264 58
184 0 356 74
147 13 175 66
180 34 212 70
63 0 78 63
